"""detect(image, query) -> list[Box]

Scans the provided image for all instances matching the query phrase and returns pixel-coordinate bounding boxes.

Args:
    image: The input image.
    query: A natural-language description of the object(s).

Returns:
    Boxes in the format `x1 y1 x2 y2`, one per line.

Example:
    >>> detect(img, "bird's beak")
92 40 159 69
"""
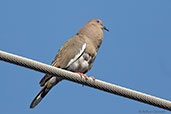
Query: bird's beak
103 26 109 32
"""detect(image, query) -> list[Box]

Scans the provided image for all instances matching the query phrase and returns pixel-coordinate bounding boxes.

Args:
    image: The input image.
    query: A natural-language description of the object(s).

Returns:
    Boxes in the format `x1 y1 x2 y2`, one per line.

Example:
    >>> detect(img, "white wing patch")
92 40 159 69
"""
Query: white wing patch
65 43 86 68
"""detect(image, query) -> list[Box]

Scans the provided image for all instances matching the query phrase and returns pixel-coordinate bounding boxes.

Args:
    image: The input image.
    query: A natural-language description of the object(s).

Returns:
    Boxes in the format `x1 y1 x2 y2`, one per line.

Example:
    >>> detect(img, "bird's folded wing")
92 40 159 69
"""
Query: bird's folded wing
51 35 86 68
39 35 86 86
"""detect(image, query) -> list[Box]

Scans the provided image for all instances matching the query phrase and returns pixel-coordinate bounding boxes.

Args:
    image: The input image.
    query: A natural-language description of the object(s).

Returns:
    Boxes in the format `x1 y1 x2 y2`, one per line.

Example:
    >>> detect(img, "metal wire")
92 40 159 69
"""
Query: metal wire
0 50 171 111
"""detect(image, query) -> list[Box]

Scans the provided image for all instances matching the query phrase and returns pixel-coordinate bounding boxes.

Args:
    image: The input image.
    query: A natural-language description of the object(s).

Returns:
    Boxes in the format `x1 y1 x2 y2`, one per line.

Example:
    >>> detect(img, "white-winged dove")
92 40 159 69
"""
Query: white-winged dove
30 18 109 108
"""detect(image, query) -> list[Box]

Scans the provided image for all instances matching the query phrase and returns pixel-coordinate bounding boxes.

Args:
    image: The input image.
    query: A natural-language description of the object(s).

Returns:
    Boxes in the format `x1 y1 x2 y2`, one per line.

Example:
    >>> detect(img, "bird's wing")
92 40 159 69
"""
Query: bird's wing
39 35 86 86
51 35 86 68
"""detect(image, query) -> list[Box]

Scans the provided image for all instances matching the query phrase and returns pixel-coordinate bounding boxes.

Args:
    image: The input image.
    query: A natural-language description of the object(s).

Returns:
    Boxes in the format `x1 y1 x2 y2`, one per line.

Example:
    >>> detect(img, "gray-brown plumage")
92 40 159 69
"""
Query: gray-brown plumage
30 18 109 108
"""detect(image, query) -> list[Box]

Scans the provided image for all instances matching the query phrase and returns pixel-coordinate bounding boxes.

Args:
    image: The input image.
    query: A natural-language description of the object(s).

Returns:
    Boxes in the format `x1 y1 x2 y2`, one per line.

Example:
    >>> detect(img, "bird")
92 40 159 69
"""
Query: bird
30 18 109 108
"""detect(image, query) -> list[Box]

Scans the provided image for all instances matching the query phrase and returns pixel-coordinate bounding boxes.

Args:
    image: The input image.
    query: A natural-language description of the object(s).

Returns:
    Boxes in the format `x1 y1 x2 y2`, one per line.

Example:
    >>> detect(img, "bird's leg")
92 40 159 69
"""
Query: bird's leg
77 72 88 80
76 72 95 80
89 76 95 80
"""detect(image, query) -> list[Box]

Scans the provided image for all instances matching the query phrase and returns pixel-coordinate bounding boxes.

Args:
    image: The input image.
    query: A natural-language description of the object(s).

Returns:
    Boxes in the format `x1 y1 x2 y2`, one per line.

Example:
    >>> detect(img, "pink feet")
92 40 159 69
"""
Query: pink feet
77 72 95 80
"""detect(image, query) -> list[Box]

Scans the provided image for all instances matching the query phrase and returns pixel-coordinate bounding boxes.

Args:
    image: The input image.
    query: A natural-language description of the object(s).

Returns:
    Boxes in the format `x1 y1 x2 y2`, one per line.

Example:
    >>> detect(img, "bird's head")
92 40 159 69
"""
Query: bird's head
88 18 109 32
77 18 108 50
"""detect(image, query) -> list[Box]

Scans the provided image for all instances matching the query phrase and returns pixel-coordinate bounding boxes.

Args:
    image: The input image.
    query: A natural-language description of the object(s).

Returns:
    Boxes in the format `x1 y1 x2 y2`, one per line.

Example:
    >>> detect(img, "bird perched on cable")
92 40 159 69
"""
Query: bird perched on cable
30 18 109 108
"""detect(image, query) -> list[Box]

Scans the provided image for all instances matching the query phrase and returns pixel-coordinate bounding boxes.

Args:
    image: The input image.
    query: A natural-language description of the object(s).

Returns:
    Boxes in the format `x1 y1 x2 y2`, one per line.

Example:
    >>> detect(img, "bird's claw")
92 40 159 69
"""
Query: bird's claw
77 72 95 81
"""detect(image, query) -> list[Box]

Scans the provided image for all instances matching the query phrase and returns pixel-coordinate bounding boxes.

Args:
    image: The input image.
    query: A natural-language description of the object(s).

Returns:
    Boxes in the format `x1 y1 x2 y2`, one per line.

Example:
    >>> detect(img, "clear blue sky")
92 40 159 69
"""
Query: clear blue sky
0 0 171 114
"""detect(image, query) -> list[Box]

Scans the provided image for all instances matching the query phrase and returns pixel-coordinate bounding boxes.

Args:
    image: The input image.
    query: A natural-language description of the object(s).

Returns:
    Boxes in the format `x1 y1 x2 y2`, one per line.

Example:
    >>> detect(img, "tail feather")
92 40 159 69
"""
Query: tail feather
30 85 52 108
30 76 62 108
39 74 52 87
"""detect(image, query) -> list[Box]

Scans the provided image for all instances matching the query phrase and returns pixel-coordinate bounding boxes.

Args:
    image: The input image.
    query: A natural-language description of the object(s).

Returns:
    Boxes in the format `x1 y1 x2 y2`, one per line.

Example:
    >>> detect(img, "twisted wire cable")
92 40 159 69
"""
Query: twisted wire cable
0 50 171 111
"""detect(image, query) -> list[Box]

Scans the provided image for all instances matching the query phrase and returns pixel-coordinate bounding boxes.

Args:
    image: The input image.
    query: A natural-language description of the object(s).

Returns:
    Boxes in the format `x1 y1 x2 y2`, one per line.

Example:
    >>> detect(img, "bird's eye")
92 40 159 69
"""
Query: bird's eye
96 20 100 23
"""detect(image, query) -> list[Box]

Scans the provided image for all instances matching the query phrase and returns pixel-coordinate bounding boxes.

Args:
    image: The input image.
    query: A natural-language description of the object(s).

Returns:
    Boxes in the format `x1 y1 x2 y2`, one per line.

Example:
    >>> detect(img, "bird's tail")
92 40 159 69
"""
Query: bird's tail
30 84 51 108
30 76 62 108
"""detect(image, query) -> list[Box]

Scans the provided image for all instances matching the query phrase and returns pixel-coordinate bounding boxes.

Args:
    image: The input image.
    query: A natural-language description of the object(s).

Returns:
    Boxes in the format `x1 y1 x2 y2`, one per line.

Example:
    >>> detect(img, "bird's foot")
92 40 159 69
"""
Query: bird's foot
77 72 95 81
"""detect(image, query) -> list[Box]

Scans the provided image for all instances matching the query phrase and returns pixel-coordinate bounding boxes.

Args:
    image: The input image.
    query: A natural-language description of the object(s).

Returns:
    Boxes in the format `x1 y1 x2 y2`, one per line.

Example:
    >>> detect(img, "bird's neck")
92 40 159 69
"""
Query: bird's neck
78 24 103 51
